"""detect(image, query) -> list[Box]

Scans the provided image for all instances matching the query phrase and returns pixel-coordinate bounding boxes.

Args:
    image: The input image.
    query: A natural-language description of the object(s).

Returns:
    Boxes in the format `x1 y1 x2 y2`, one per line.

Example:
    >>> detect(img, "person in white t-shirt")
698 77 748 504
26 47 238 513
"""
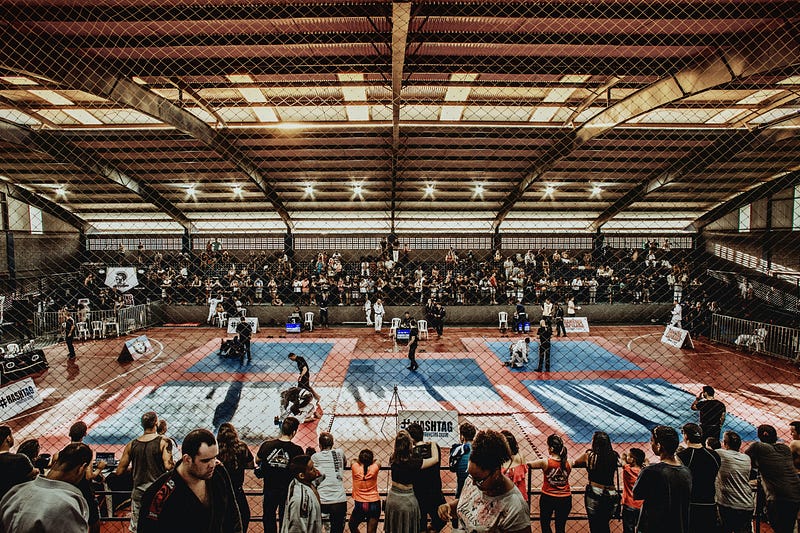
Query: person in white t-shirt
311 432 347 533
437 429 532 533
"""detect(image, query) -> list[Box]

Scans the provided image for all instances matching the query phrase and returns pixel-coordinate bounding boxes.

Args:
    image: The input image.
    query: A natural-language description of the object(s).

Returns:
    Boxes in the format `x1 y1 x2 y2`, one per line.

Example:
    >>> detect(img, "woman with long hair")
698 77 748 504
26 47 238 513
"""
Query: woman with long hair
217 422 255 532
573 431 620 533
501 429 530 501
384 430 437 533
529 434 572 533
349 449 381 533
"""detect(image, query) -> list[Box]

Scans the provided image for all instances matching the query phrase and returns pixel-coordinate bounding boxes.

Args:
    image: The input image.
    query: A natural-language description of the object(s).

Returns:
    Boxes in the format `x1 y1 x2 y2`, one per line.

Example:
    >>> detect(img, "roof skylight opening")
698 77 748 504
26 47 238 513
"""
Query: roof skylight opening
29 89 73 106
239 88 267 103
226 74 254 84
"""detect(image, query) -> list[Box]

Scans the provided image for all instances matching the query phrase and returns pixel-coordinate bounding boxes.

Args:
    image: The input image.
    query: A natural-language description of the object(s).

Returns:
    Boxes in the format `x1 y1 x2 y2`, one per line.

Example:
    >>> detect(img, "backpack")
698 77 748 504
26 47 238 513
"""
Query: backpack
448 442 470 472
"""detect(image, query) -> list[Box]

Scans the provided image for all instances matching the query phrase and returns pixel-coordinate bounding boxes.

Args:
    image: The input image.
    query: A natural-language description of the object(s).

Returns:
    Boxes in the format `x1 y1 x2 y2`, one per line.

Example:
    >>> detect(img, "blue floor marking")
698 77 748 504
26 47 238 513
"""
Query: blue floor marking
85 381 293 446
186 341 334 373
488 340 641 371
523 378 757 444
344 358 497 403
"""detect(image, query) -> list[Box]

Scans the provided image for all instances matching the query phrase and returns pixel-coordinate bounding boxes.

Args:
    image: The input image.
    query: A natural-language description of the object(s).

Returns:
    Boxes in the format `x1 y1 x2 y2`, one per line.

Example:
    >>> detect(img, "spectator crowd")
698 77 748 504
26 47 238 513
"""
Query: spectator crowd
1 405 799 533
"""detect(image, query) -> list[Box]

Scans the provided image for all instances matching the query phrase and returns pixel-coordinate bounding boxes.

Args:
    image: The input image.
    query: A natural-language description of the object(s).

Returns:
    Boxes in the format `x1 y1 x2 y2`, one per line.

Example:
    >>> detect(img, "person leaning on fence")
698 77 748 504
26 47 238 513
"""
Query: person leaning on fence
349 449 381 533
529 434 572 533
384 430 438 533
572 431 621 533
437 429 531 533
620 448 645 533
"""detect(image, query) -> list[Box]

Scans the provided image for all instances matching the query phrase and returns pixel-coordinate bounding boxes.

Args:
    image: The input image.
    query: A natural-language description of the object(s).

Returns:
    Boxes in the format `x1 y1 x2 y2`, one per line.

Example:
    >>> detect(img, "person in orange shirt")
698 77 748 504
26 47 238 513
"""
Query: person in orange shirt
349 449 381 533
529 435 572 533
621 448 646 533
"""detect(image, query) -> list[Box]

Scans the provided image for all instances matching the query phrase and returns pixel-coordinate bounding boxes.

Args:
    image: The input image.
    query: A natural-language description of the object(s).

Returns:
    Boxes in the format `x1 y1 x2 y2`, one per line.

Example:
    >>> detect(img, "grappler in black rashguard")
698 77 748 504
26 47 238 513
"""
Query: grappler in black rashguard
407 320 419 371
535 320 552 372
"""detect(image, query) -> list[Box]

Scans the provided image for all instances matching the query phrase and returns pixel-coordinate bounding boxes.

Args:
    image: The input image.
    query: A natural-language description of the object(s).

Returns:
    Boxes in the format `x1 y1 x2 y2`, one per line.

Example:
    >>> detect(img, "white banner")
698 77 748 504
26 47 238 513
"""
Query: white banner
564 316 590 333
104 267 139 293
397 410 459 444
661 325 694 349
227 317 260 334
0 378 42 421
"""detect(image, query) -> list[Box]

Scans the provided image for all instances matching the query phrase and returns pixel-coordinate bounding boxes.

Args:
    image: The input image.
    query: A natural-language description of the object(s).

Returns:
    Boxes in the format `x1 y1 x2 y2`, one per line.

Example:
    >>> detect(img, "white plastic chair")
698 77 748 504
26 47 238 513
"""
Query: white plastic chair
104 319 120 337
750 328 767 351
304 312 315 332
91 320 104 339
6 343 19 355
498 311 509 330
216 312 228 328
389 317 401 337
417 319 429 340
76 322 89 340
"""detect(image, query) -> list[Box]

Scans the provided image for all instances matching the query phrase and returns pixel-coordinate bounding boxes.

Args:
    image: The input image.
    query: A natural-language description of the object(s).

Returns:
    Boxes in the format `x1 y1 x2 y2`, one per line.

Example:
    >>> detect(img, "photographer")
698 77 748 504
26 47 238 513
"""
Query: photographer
690 385 726 441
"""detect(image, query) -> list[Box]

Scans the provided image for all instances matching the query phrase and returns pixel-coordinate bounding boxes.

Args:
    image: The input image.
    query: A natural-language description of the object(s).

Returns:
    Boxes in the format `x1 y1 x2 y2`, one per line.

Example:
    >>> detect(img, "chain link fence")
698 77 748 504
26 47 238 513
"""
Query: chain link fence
0 2 799 532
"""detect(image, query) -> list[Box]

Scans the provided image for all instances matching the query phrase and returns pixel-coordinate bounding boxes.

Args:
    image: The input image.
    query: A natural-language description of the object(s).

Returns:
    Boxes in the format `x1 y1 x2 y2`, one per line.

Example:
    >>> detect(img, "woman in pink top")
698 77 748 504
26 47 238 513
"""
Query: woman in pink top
501 429 530 501
529 434 572 533
349 449 381 533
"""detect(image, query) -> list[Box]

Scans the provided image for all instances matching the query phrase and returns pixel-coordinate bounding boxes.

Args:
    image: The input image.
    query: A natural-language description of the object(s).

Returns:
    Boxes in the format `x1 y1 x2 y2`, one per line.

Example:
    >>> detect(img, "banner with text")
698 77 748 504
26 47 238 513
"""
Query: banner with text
397 410 459 444
0 378 42 421
564 316 590 333
227 317 260 334
661 325 694 349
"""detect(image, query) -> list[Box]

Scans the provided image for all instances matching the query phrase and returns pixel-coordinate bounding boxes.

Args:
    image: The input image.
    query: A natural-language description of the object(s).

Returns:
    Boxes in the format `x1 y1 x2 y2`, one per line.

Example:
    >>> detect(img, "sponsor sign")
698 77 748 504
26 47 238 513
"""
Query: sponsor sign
104 267 138 293
397 410 459 444
0 378 42 420
661 325 694 349
123 335 154 361
564 316 590 333
227 317 260 334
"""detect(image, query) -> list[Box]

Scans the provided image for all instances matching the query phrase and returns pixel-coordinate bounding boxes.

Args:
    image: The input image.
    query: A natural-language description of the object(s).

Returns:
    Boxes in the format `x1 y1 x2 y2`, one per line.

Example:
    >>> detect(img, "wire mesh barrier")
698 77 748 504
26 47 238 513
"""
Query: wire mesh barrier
0 1 798 533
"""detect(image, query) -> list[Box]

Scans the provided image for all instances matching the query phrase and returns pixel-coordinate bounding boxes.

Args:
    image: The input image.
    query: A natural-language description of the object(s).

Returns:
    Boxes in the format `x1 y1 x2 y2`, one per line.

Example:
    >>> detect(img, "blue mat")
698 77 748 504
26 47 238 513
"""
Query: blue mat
488 340 640 372
85 381 293 446
186 341 334 373
523 378 757 444
344 358 499 401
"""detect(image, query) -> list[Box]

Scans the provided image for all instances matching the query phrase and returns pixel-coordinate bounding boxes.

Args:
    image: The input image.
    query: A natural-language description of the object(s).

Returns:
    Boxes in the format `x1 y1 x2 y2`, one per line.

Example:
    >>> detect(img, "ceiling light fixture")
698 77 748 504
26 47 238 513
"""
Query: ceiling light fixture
55 185 67 198
303 184 315 199
352 183 365 200
591 185 603 198
424 183 435 199
186 184 197 199
473 183 485 199
543 185 555 198
232 185 243 198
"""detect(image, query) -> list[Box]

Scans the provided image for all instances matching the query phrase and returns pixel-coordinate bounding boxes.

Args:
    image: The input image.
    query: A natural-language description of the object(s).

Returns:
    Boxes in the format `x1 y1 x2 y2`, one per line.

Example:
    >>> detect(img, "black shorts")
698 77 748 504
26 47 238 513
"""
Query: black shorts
351 500 381 522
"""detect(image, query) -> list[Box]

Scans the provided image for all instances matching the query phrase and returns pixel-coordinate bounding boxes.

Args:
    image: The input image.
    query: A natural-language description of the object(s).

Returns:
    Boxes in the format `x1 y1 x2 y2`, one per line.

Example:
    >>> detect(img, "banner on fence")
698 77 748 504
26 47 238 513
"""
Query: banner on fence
104 267 139 293
661 325 694 349
564 316 590 333
0 378 42 420
397 410 459 444
227 317 260 334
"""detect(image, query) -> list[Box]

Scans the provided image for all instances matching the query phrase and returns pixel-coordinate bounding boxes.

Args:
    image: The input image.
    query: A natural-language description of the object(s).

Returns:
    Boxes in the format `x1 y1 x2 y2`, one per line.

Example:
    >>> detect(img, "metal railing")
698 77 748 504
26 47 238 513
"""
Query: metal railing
710 314 800 361
33 302 155 340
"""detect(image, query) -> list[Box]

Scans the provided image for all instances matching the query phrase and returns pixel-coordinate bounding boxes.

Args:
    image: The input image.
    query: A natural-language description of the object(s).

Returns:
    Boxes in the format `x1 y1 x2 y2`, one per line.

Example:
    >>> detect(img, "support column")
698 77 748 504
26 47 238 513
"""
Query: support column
284 231 294 261
181 228 192 256
1 193 15 291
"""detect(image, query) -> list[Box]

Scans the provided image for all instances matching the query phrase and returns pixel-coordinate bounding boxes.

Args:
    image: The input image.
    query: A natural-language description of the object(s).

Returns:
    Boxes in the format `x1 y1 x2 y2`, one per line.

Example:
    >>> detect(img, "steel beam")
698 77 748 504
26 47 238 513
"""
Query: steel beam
688 170 800 231
493 23 800 230
0 25 293 230
0 119 193 230
390 1 412 231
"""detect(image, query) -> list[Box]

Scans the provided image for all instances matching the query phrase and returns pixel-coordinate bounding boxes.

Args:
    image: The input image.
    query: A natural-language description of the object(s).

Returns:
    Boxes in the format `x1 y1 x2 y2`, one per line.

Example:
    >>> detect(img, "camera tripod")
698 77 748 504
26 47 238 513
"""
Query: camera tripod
380 384 404 435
